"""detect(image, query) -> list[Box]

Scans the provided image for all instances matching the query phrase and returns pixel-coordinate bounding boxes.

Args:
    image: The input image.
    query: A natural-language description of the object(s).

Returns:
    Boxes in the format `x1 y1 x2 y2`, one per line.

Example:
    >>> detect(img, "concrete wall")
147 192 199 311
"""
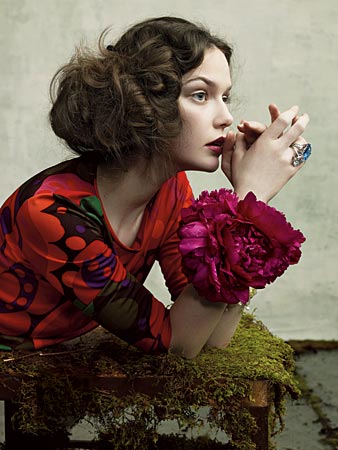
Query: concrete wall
1 0 337 340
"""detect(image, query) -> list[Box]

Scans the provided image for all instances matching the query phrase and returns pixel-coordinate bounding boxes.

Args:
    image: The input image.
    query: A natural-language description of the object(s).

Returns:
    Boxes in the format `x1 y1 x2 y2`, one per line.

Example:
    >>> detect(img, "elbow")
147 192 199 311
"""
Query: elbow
169 344 202 360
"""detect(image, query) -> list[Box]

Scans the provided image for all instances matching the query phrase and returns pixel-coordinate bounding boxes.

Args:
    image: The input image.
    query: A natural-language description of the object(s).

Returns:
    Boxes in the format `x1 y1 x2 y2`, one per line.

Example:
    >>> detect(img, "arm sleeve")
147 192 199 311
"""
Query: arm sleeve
17 193 172 353
157 172 194 300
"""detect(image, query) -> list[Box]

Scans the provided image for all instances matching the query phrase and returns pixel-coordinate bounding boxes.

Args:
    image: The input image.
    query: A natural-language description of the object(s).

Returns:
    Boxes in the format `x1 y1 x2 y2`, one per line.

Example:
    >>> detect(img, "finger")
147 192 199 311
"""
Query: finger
237 121 267 135
237 121 267 146
264 105 299 139
292 114 299 126
232 132 247 163
280 113 310 146
223 130 236 152
221 131 235 180
268 104 280 122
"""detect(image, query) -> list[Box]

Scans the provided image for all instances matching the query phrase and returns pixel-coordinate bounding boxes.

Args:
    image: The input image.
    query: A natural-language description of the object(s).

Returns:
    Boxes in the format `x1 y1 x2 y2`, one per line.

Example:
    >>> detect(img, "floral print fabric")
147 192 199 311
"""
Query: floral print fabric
0 156 193 353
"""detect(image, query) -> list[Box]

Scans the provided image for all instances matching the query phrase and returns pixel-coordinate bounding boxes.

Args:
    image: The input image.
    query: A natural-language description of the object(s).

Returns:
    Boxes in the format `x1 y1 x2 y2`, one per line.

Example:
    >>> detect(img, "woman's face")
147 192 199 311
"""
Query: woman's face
174 47 233 173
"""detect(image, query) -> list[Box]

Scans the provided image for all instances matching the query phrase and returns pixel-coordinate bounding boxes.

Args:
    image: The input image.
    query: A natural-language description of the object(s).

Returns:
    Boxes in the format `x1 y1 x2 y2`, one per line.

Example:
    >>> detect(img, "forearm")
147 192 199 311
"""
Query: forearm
205 303 243 348
169 284 227 358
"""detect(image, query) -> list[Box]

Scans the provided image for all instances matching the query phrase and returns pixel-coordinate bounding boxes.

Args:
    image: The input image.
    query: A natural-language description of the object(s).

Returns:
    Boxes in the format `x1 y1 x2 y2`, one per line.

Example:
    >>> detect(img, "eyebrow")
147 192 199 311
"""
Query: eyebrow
183 76 232 91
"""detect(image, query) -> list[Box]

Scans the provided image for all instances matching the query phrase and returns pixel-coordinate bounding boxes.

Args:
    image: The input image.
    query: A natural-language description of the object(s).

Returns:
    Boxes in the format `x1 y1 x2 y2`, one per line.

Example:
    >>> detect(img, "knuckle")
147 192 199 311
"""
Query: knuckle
294 121 306 133
276 114 289 128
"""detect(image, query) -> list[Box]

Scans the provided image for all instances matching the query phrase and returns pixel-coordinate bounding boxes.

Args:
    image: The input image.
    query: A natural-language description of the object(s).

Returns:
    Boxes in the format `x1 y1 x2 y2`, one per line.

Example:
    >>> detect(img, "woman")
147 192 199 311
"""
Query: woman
0 17 310 358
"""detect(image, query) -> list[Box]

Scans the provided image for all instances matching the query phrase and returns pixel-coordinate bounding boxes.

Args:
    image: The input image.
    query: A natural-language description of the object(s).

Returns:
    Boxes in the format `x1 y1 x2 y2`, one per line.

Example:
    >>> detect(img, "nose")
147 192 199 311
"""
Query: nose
214 101 233 129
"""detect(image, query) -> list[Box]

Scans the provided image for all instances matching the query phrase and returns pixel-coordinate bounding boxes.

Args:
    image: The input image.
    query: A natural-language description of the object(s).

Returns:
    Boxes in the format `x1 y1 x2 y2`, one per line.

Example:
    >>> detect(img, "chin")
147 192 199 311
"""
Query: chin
187 166 219 174
178 157 220 173
207 164 220 172
202 160 220 173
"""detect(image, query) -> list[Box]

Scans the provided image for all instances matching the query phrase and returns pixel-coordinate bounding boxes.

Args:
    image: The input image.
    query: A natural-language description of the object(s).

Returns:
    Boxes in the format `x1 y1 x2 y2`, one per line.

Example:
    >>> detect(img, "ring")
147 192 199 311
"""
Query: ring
290 142 312 167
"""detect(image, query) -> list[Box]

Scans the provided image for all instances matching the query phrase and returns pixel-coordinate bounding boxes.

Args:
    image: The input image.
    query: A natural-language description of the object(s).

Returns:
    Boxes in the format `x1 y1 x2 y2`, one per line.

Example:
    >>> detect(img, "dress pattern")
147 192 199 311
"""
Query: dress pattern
0 156 193 353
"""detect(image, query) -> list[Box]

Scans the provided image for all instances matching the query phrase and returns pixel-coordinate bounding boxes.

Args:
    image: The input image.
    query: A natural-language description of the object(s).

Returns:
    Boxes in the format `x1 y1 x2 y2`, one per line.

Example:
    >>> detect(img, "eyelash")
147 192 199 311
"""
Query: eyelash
191 91 231 104
192 91 207 102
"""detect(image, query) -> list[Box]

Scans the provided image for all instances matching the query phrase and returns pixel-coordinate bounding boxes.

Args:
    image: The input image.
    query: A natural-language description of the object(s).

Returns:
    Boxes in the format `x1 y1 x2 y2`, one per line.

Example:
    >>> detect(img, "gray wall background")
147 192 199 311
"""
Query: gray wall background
1 0 337 340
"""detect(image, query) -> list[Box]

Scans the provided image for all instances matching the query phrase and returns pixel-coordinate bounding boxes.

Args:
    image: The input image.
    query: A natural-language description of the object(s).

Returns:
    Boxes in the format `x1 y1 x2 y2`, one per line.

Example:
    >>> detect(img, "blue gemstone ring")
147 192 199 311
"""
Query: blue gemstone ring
291 142 312 167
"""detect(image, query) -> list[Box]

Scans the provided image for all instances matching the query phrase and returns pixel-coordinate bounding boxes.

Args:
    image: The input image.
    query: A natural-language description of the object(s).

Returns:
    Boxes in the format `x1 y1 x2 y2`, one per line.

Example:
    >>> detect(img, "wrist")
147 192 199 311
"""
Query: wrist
235 188 269 203
186 284 226 309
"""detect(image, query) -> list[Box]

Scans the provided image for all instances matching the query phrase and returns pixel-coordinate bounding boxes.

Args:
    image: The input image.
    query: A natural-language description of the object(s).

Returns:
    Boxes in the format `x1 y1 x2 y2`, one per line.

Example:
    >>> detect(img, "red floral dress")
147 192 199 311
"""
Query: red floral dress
0 156 193 353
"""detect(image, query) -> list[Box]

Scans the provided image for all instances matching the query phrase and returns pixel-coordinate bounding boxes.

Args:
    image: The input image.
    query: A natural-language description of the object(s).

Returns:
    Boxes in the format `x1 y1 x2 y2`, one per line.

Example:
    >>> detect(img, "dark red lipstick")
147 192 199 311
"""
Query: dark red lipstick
206 137 225 155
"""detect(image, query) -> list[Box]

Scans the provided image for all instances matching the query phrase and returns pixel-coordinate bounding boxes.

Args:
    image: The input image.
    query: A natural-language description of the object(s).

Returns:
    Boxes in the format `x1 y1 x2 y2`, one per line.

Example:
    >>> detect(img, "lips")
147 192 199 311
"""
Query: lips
207 137 225 146
206 137 225 155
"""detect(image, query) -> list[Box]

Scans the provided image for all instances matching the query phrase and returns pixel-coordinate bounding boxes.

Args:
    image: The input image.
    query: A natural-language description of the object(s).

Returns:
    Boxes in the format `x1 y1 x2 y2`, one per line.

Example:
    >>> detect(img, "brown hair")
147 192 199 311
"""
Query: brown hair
49 16 232 169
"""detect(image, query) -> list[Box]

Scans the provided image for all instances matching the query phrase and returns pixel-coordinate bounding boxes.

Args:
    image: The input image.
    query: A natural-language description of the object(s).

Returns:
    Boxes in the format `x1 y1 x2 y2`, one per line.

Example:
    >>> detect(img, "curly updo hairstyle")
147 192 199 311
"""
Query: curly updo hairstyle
49 16 233 169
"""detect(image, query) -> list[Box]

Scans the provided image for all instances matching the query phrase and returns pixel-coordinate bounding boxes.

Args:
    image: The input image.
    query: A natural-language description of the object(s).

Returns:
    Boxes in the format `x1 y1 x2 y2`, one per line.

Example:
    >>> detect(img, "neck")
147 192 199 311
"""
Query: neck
96 160 174 246
98 160 170 205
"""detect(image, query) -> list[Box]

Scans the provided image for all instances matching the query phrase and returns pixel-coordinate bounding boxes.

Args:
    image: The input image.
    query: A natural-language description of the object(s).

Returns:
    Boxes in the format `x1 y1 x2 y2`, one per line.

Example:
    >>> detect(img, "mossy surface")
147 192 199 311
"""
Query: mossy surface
0 314 300 449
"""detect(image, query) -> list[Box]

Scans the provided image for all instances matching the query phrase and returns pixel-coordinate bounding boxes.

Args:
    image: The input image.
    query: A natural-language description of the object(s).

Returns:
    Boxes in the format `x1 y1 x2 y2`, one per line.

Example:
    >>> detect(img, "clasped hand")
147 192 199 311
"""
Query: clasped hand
221 104 310 203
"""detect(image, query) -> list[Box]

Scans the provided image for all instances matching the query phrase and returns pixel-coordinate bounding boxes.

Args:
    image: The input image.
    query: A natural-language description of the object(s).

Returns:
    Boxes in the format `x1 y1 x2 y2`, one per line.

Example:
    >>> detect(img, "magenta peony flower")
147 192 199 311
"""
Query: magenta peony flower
178 189 305 305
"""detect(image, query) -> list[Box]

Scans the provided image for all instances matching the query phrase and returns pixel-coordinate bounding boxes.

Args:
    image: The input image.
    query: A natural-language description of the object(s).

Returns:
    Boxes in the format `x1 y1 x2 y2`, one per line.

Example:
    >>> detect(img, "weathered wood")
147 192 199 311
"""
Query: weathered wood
0 316 298 449
0 371 270 406
0 372 271 449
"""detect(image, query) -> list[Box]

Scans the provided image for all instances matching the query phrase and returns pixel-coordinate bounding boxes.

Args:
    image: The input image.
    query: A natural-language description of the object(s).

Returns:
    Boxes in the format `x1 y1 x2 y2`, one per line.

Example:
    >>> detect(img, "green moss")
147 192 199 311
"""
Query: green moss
0 313 300 449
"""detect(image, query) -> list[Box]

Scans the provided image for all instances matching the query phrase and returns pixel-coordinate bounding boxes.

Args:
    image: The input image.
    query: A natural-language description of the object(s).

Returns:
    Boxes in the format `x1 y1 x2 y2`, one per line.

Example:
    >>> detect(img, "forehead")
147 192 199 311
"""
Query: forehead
182 47 231 85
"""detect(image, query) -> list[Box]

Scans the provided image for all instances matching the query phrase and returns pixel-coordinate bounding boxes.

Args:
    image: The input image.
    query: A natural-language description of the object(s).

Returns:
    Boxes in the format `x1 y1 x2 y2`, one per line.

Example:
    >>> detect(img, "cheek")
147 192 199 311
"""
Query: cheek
176 120 194 147
181 111 204 141
177 103 204 148
171 128 195 163
179 101 201 128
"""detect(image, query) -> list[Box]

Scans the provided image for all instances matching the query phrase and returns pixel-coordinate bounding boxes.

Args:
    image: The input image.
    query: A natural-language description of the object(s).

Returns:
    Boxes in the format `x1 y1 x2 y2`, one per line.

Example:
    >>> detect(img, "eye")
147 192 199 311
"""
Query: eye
222 94 231 104
192 91 207 102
